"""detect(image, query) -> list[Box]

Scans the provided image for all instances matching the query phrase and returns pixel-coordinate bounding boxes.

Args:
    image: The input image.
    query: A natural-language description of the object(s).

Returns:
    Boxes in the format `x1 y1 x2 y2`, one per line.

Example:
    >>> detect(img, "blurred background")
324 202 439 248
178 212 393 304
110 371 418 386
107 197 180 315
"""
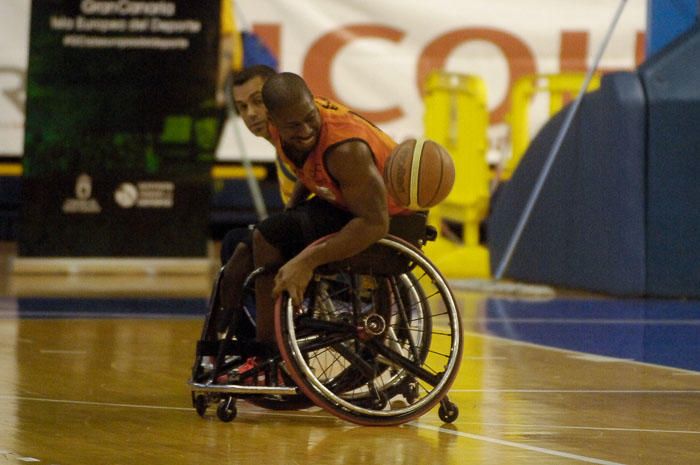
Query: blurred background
0 2 699 463
2 0 697 298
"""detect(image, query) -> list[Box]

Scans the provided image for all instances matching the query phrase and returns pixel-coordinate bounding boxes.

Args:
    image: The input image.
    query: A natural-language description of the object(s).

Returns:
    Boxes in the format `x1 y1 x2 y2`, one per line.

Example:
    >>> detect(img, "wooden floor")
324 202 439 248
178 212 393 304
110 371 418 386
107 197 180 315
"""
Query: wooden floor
1 241 699 465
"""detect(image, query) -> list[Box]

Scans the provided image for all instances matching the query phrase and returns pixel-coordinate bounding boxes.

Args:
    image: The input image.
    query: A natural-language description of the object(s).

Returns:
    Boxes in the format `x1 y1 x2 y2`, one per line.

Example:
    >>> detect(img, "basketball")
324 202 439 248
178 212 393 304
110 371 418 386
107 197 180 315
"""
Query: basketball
384 138 455 210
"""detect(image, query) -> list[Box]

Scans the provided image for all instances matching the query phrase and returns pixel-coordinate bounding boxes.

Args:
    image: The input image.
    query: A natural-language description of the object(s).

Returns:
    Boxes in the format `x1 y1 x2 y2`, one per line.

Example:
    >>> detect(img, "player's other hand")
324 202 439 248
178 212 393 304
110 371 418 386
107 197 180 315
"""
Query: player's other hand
272 257 313 306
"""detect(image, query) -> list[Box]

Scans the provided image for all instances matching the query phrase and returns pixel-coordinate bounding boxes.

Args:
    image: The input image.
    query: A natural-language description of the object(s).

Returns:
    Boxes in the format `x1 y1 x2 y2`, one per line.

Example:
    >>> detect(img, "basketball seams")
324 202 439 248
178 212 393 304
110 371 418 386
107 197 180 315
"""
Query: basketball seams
386 138 454 210
423 141 445 207
409 138 424 210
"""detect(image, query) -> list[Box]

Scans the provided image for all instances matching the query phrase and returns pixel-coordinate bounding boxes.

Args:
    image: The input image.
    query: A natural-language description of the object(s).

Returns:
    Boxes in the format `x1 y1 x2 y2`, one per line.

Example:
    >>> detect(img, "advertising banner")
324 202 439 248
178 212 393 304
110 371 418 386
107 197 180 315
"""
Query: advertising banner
225 0 647 163
19 0 219 258
1 1 647 163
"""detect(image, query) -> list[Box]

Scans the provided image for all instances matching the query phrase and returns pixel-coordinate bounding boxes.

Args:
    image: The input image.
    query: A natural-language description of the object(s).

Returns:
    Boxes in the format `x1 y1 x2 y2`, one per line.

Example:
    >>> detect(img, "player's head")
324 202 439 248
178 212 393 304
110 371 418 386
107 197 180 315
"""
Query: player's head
262 72 321 155
231 65 276 139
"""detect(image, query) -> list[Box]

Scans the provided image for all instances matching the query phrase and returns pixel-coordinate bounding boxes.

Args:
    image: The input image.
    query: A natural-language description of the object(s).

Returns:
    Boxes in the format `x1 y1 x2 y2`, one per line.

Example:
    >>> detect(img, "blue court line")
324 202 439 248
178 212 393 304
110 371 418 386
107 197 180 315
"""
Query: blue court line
3 297 208 319
485 298 700 372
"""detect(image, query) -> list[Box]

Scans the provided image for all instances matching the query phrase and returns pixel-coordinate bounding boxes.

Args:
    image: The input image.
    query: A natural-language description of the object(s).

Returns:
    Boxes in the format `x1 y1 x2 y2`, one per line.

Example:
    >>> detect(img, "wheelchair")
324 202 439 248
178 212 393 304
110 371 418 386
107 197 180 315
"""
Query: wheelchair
189 212 463 426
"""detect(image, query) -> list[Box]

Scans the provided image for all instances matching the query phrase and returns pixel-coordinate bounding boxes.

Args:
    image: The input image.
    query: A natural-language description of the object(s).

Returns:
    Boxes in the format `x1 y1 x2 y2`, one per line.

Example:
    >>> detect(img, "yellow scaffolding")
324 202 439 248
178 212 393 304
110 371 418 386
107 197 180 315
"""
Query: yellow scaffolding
422 71 491 278
503 72 601 180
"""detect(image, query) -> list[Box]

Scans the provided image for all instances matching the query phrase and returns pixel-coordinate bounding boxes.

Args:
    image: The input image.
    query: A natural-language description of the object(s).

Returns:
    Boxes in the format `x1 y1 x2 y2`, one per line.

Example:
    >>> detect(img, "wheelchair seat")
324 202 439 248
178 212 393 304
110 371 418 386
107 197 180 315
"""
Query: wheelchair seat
319 211 436 276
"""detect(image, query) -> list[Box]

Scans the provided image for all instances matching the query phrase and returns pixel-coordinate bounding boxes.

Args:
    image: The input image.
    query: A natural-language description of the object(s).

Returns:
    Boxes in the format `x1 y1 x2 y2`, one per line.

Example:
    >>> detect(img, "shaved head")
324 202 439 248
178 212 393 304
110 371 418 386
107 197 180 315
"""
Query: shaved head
262 72 314 115
262 72 321 161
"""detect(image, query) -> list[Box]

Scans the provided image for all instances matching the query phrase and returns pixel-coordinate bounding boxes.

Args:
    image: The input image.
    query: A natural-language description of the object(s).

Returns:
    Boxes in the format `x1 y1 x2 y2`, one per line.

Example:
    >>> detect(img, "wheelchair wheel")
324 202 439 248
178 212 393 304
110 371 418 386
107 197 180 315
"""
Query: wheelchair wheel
275 236 462 426
191 268 313 411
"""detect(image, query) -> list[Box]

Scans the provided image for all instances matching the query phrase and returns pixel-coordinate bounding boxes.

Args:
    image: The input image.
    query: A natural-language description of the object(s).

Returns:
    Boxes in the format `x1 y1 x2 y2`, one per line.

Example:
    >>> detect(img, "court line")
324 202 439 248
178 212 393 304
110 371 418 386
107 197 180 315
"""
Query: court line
449 389 700 394
473 318 700 325
411 422 627 465
465 331 700 375
0 394 328 419
0 395 193 411
4 393 696 455
454 420 700 435
39 349 88 355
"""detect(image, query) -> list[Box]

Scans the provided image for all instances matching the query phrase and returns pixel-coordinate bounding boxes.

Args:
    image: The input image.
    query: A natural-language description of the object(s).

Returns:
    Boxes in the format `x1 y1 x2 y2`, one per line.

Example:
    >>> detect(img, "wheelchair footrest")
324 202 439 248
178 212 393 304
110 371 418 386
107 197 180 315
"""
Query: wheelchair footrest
196 339 277 359
189 380 299 396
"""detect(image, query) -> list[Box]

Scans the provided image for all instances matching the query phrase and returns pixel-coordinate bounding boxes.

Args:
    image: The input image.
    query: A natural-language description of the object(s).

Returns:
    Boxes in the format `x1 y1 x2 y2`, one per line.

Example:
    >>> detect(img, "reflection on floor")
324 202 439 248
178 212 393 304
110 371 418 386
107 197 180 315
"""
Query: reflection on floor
2 290 698 373
2 240 700 464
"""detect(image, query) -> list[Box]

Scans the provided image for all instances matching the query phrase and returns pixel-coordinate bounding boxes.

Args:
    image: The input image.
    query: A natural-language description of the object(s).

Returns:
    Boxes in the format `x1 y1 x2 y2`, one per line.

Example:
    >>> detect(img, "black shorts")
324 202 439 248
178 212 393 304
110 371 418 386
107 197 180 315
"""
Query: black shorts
255 197 354 260
220 225 254 265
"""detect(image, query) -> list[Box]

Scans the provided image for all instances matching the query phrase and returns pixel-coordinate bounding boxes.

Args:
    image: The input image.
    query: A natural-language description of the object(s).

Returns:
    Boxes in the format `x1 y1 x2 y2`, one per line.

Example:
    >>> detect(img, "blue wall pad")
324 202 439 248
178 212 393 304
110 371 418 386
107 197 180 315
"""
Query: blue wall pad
489 23 700 297
639 22 700 296
488 71 647 296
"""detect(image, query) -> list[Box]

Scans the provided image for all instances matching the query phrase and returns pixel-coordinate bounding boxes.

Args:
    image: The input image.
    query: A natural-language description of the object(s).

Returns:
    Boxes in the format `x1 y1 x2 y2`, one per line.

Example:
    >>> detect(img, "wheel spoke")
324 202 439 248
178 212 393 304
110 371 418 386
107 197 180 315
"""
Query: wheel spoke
367 338 442 386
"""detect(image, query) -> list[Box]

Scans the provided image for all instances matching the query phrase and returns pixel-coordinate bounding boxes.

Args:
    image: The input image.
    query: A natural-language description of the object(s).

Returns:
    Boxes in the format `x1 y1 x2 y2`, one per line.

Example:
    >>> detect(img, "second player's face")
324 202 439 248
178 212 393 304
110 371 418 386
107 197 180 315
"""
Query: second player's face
269 94 321 156
233 76 270 139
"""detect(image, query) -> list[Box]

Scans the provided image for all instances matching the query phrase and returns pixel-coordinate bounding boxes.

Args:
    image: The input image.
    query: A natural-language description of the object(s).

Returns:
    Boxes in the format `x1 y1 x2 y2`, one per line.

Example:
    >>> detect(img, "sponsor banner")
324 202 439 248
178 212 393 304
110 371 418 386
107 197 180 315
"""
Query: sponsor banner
1 0 647 162
19 0 218 257
224 0 647 162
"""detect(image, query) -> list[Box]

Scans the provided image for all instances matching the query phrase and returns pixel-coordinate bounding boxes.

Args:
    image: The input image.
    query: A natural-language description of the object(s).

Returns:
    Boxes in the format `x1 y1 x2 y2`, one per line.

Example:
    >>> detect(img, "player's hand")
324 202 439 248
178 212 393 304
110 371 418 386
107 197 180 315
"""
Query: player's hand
272 257 313 306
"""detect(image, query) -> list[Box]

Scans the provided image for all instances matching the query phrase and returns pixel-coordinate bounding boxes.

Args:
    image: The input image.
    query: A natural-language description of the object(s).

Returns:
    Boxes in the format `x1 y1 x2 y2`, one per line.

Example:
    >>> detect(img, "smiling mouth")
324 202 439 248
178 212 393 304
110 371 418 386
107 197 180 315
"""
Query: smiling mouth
251 122 267 133
297 135 316 146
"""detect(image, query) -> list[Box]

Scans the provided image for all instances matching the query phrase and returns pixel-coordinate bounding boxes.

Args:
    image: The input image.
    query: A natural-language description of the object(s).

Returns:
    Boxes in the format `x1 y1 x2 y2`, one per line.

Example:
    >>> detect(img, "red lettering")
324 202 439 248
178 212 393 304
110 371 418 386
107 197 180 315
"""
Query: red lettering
560 31 588 72
302 25 404 123
635 31 646 65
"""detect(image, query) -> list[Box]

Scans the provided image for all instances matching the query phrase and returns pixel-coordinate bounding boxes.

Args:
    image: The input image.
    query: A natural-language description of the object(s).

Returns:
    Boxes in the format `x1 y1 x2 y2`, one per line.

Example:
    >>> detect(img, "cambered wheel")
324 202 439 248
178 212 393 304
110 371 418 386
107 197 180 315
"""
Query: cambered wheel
194 394 208 418
275 236 463 426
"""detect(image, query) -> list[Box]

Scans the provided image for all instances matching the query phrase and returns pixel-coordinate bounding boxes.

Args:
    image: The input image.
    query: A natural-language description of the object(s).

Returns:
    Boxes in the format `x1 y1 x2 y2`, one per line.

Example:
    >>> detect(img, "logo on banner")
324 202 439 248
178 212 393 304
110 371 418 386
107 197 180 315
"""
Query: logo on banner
62 173 102 214
114 181 175 209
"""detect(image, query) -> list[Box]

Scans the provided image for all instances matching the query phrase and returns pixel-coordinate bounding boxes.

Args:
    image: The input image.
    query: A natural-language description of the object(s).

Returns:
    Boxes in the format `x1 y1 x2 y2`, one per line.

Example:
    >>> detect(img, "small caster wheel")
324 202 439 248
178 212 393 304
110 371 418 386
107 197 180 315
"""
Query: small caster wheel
438 402 459 423
372 395 388 410
217 397 237 422
194 395 208 418
403 382 419 404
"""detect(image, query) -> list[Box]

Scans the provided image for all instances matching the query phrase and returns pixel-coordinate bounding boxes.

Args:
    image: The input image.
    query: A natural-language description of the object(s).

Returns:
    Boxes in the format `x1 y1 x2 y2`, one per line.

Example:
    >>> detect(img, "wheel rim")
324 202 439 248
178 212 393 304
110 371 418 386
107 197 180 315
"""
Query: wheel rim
276 237 463 424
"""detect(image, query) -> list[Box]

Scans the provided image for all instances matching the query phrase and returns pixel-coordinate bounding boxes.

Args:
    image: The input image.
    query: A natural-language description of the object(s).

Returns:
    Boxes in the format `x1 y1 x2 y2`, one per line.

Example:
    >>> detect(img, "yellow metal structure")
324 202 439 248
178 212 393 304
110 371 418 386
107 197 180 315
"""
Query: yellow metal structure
422 71 491 278
503 72 601 180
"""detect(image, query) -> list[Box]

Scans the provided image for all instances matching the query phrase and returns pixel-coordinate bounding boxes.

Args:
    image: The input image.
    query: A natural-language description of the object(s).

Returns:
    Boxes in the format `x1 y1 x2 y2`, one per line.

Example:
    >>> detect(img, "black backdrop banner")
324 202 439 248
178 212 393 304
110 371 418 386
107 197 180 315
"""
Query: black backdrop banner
20 0 220 258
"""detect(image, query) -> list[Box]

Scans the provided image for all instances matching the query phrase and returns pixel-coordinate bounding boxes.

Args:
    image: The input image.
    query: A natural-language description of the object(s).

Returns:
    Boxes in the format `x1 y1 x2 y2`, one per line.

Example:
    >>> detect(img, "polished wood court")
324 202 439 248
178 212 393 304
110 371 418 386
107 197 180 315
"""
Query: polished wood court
1 242 699 465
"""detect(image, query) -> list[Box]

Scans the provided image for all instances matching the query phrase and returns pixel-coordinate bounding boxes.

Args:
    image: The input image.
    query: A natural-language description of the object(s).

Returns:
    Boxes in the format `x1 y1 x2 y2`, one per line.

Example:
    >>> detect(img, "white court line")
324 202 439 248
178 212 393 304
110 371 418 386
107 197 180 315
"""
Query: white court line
3 394 696 434
4 394 695 461
454 420 700 436
411 422 627 465
0 394 328 419
449 389 700 394
465 331 700 375
0 395 193 411
474 318 700 325
39 349 87 355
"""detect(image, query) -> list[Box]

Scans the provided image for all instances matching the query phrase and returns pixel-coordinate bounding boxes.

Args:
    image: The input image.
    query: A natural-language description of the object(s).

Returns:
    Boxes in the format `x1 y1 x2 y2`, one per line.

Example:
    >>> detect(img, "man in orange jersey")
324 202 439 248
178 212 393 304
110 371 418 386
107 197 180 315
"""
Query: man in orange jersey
243 72 408 356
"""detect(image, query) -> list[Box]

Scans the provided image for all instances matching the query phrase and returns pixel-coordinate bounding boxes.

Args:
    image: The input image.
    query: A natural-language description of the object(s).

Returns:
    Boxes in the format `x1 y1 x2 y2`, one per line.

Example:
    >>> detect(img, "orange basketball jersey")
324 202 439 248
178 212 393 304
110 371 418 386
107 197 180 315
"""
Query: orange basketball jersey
270 97 407 215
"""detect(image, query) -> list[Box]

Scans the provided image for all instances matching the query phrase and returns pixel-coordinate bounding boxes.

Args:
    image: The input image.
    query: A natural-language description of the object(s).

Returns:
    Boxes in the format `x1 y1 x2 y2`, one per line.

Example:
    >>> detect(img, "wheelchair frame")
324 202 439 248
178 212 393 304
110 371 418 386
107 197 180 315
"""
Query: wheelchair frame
189 214 463 425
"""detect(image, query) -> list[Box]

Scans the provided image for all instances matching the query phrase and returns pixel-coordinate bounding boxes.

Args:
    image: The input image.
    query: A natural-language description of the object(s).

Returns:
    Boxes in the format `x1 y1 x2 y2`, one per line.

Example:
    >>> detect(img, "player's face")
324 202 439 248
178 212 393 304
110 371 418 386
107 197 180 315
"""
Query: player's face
233 76 270 139
269 94 320 156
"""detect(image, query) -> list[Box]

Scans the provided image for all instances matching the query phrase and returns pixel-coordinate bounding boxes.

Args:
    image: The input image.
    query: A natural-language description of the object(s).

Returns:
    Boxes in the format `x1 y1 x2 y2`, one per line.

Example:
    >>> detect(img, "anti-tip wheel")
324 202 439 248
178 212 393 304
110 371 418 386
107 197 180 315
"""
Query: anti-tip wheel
217 397 237 422
438 401 459 423
194 394 208 418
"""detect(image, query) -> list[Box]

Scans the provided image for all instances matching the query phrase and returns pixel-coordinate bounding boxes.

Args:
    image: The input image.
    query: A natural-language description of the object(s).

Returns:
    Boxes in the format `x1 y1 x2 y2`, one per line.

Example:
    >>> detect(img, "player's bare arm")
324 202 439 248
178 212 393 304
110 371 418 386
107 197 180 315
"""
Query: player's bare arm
272 140 389 304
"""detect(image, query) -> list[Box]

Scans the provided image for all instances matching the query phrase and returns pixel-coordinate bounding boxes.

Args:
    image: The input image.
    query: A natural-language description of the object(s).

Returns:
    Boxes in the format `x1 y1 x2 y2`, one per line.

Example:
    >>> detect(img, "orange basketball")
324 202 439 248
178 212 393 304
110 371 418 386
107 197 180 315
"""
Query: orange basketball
384 138 455 210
